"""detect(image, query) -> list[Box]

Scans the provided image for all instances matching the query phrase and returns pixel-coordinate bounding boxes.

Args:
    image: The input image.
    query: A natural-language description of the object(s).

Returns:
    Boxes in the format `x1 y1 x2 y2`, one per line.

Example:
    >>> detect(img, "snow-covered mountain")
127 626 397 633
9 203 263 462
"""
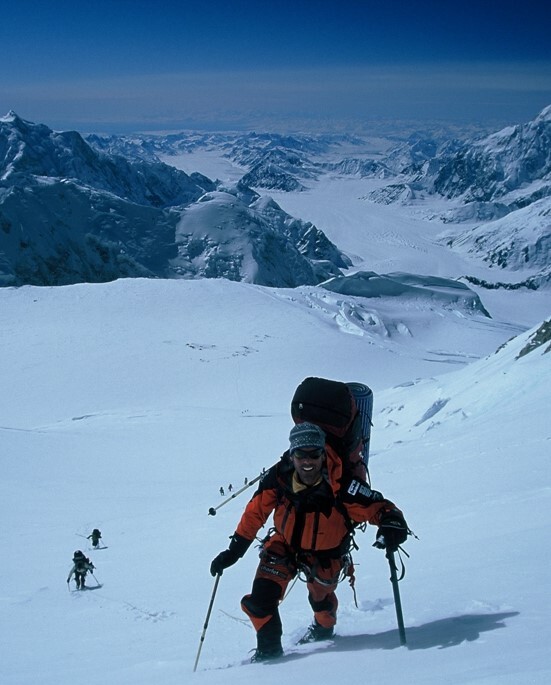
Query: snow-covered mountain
87 130 371 191
85 109 551 215
87 130 235 163
0 177 181 286
2 108 550 289
169 185 350 285
0 111 214 207
0 114 349 287
430 107 551 285
323 158 392 179
431 105 551 206
221 137 322 191
357 106 551 282
240 148 313 191
366 106 551 215
441 196 551 281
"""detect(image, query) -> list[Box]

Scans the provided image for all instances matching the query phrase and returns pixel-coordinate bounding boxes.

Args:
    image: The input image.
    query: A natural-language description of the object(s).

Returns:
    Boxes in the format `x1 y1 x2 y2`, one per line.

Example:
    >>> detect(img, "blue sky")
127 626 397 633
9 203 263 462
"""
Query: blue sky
1 0 550 133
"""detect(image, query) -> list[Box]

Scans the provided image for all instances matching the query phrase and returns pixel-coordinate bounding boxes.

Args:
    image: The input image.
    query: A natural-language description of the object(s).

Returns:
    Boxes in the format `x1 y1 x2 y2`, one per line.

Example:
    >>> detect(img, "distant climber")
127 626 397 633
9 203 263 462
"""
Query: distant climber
87 528 102 549
67 550 95 590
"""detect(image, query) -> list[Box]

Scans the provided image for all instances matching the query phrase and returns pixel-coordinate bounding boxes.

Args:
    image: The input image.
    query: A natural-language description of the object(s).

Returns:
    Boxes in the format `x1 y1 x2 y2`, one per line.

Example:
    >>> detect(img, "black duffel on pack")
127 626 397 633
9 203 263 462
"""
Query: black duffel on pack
291 376 373 480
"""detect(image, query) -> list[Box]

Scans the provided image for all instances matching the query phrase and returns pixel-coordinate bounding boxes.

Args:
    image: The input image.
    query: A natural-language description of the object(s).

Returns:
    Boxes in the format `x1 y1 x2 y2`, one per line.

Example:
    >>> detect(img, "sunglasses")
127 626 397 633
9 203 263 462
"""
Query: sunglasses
292 448 325 460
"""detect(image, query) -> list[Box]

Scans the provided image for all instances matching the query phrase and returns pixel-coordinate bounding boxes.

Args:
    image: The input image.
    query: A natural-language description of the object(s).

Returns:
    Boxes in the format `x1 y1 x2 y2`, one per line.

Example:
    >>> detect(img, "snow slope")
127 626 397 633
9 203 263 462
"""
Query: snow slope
1 275 549 685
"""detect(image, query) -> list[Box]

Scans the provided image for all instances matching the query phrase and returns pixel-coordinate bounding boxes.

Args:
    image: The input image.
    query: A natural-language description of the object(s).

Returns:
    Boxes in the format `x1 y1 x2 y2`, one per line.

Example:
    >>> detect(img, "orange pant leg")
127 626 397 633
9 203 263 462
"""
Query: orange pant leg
304 557 343 628
241 536 296 633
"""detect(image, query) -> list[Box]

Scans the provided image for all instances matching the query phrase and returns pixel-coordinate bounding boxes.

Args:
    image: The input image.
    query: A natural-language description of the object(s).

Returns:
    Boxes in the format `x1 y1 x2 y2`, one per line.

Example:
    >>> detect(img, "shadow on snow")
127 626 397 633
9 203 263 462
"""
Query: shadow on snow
332 611 520 652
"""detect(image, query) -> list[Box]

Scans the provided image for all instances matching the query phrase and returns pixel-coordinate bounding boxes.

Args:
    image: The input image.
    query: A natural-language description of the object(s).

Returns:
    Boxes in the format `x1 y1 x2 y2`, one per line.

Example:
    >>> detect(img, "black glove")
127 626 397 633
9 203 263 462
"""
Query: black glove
210 549 240 576
373 512 408 552
210 533 252 577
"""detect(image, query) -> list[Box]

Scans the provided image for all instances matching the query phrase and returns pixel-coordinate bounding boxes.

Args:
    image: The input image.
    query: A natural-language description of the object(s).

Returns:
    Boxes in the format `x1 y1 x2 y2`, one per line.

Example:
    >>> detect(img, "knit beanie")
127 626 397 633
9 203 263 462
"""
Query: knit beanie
289 422 326 452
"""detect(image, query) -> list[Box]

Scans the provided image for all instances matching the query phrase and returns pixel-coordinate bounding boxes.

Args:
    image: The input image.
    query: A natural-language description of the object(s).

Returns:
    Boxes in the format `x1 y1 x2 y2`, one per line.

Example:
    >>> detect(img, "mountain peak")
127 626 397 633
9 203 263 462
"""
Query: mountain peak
534 103 551 123
0 110 29 127
1 110 20 122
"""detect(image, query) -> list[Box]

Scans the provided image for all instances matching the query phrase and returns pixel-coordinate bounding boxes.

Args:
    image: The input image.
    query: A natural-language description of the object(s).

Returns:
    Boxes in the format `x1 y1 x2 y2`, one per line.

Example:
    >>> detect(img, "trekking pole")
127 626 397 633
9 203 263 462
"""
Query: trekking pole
90 572 101 587
386 549 407 646
208 473 263 516
193 573 221 672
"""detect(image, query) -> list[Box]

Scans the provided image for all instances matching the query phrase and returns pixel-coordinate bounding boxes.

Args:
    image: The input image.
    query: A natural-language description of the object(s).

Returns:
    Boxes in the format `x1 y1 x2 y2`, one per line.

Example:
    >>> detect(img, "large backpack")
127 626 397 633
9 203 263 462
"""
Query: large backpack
73 550 89 571
290 377 373 480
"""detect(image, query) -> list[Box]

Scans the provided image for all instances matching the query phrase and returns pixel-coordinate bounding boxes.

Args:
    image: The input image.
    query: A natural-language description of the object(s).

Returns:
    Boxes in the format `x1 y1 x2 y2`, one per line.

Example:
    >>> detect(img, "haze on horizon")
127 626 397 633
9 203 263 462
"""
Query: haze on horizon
1 0 550 134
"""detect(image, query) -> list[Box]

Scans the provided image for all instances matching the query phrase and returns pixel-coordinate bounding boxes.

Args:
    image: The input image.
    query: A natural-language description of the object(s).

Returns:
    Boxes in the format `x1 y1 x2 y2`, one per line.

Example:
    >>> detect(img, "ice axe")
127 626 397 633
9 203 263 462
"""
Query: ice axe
386 548 407 646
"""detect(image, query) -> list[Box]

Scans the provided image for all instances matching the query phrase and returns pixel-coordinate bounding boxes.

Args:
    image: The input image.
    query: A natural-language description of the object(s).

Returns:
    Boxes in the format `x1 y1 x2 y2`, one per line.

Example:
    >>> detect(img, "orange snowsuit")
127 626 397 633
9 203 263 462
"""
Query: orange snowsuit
234 447 403 649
